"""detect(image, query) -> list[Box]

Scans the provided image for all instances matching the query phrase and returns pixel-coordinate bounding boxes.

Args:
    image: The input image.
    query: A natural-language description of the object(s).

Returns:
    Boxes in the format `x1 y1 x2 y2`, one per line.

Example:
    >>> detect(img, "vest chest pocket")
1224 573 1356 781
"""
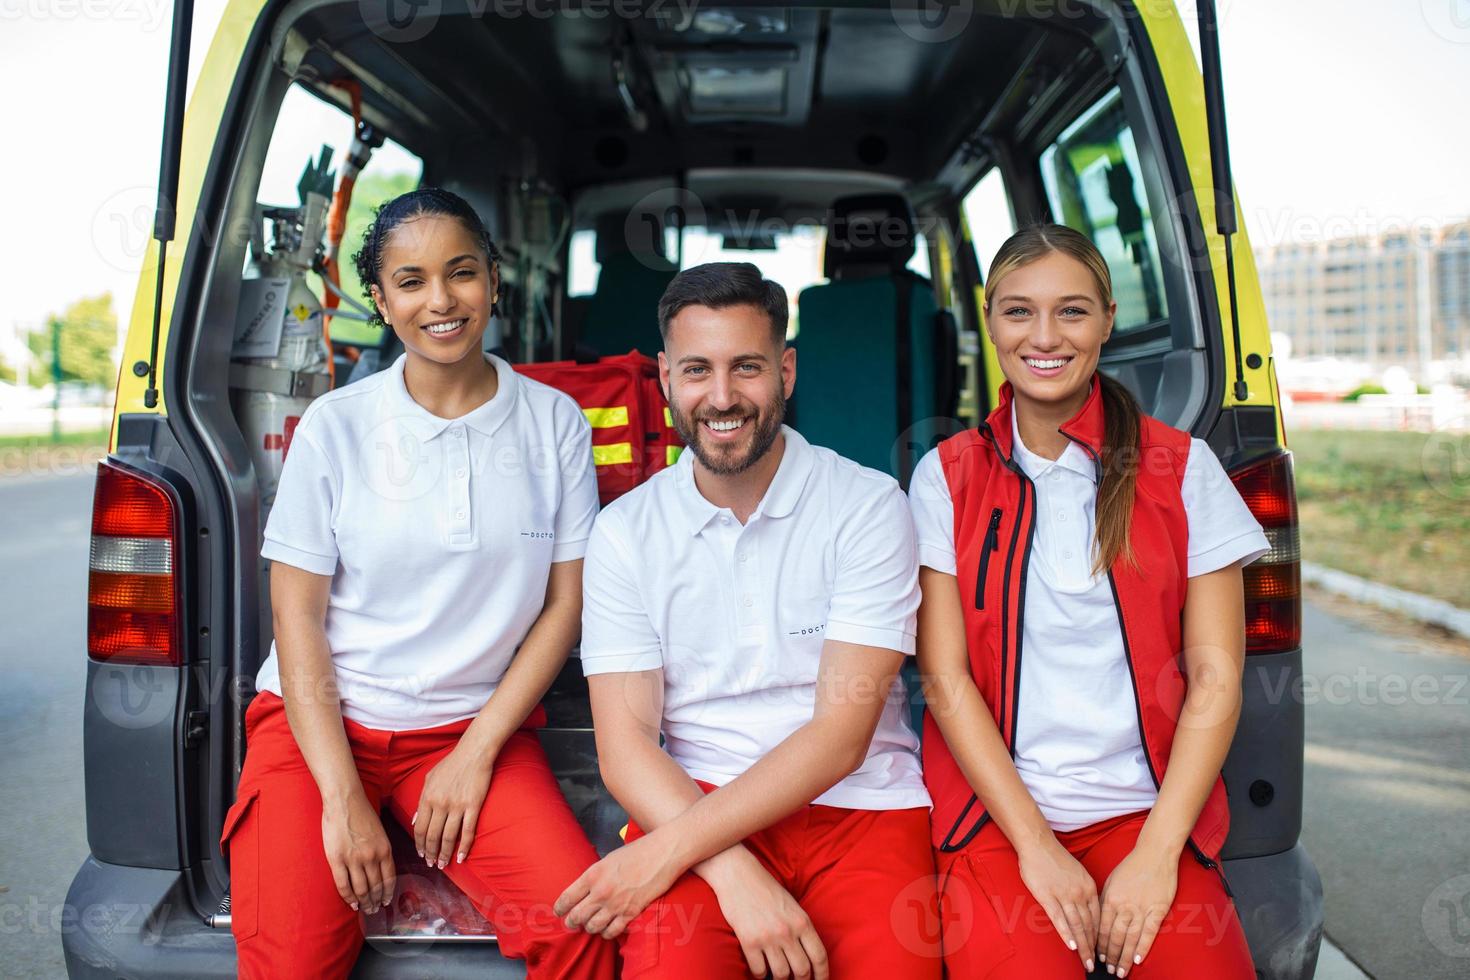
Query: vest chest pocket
974 507 1004 610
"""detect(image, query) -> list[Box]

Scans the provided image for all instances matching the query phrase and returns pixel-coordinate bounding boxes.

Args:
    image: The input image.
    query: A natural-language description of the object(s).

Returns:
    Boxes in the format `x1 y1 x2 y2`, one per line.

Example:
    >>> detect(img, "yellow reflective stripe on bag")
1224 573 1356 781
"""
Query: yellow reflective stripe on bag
592 442 634 466
664 407 673 427
583 406 630 429
666 445 682 466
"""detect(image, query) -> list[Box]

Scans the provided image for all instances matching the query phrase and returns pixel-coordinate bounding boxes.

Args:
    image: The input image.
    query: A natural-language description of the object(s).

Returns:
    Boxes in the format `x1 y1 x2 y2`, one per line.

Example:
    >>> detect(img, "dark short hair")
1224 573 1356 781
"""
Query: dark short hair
352 187 502 329
657 262 788 347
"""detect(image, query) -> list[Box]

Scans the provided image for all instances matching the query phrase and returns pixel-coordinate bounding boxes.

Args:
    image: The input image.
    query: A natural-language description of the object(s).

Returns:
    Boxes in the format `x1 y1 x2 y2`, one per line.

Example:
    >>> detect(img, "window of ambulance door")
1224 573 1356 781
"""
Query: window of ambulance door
962 167 1018 283
960 167 1018 418
1038 88 1169 337
257 83 424 347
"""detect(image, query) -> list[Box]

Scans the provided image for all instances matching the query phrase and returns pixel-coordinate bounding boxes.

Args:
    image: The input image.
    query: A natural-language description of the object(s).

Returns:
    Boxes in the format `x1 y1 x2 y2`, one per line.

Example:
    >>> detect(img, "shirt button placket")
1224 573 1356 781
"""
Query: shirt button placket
734 526 759 629
448 424 473 546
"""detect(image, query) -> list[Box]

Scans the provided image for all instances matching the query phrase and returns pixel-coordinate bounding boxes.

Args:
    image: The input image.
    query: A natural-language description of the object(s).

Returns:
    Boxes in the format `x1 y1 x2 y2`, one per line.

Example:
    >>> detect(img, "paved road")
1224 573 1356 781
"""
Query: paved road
0 471 1463 977
1300 591 1470 979
0 471 95 979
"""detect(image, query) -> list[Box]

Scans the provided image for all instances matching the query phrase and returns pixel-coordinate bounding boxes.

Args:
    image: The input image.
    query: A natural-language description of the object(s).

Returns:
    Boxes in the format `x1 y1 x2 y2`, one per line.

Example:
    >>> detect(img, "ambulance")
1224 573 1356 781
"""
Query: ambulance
65 1 1323 976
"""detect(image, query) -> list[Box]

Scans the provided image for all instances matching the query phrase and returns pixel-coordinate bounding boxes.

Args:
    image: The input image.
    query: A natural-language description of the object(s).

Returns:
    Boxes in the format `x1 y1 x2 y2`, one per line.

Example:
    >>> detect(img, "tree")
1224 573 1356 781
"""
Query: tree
29 294 118 387
322 170 421 346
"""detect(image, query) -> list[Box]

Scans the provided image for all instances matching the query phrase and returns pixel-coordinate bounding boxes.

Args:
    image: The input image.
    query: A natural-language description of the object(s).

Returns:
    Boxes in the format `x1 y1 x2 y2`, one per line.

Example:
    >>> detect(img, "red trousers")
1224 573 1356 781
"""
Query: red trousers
936 811 1254 978
221 693 616 980
620 783 941 979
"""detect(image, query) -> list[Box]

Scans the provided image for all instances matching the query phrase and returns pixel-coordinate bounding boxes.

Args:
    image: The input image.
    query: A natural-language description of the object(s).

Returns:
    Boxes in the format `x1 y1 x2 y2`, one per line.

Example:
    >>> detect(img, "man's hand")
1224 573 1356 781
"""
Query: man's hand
554 831 682 939
702 850 830 980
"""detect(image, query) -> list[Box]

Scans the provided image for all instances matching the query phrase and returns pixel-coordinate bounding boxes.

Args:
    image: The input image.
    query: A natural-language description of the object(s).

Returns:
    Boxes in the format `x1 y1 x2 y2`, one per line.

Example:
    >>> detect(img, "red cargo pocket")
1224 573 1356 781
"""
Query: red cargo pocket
220 788 260 942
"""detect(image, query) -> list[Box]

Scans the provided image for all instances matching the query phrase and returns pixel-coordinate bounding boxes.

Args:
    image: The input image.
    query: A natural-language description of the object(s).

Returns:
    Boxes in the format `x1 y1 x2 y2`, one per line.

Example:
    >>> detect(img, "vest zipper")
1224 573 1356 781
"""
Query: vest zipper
939 425 1035 853
979 422 1035 751
974 508 1003 609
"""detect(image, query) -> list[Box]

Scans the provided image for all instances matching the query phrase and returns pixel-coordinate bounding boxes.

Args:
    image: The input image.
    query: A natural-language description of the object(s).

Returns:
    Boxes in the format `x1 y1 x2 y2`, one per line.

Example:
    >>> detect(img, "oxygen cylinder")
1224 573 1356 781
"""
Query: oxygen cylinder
231 152 336 512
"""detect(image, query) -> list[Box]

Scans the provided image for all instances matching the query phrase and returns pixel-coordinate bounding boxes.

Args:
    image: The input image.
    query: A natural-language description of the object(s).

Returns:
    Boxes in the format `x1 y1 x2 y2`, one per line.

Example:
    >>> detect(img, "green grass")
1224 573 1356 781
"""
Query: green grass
1289 428 1470 608
0 428 109 449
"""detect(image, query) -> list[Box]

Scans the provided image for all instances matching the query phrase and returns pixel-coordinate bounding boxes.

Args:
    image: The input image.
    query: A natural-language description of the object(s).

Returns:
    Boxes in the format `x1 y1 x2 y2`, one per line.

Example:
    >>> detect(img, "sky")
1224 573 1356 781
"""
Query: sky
1 0 1467 343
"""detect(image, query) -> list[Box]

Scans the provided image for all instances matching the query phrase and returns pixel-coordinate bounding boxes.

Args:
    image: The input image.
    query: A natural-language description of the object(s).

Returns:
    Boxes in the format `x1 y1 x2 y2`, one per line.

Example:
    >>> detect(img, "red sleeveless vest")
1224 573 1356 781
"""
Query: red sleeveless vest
923 375 1231 866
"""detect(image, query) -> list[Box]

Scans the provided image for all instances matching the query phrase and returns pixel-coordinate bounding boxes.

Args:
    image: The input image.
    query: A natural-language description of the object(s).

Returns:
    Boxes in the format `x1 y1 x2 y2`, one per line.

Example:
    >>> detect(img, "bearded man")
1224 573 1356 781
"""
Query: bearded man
554 262 937 980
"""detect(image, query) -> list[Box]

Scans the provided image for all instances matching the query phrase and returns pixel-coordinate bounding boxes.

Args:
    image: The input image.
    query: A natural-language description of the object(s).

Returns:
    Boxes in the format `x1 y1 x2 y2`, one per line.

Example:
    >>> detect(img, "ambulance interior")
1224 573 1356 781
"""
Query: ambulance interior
197 0 1210 938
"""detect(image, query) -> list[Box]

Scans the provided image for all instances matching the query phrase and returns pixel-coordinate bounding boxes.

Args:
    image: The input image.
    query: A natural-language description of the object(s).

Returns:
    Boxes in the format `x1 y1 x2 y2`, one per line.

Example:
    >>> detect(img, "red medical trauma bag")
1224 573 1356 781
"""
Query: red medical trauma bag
513 351 684 504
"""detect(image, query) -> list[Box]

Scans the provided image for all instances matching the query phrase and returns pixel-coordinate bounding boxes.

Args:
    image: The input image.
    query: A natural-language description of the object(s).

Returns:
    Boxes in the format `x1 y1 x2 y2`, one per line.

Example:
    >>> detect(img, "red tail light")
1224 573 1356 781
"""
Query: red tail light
88 461 181 666
1230 450 1301 655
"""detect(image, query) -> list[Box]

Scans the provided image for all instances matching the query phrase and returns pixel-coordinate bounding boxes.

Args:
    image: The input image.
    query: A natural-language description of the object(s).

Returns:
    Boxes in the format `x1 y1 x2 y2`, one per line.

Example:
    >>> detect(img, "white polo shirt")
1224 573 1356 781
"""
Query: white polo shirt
579 427 931 811
255 352 600 731
908 409 1270 831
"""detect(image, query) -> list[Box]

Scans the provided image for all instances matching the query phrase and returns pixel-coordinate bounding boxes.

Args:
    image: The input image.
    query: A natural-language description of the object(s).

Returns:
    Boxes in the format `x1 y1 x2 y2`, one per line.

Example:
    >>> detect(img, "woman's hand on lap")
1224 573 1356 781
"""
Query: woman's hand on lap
321 790 395 913
1017 835 1101 973
414 744 494 868
1098 845 1178 976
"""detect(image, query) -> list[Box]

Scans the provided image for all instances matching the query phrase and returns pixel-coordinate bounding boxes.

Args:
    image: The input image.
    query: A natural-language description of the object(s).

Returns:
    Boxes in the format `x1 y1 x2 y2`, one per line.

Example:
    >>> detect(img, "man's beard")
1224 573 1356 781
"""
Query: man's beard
669 386 786 477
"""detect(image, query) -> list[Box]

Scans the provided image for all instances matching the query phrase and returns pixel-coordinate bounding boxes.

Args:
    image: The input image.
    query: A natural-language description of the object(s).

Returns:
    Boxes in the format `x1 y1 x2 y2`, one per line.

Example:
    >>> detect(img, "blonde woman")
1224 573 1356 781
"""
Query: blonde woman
909 225 1265 978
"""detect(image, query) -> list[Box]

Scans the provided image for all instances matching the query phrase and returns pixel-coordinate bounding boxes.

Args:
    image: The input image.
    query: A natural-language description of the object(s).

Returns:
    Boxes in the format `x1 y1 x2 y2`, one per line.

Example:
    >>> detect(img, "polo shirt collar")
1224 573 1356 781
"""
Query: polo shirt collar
381 352 520 440
981 373 1106 477
675 425 816 535
1010 403 1097 483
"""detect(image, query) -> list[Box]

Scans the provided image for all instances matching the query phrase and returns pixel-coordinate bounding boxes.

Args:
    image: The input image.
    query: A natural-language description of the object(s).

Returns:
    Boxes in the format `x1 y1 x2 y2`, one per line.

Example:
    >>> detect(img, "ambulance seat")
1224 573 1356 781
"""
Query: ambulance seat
584 209 678 357
795 194 958 486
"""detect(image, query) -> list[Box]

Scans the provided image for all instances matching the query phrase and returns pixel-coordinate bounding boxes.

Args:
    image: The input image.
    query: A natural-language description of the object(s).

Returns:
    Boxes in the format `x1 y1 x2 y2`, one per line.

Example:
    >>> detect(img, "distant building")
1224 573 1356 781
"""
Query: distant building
1256 221 1470 378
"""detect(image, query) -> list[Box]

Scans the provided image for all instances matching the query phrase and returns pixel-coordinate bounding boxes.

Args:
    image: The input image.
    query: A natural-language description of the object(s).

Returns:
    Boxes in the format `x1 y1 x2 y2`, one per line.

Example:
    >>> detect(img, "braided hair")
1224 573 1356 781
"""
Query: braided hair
353 186 503 329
